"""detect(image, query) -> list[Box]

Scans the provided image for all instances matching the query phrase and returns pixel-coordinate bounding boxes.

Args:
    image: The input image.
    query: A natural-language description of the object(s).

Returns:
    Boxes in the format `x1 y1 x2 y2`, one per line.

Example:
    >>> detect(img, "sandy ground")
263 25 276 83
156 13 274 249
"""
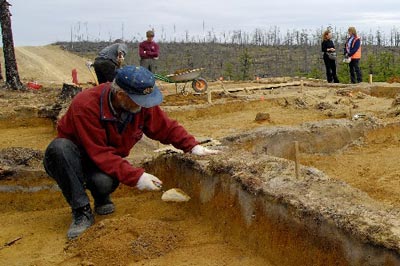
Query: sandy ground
1 46 400 265
0 45 93 84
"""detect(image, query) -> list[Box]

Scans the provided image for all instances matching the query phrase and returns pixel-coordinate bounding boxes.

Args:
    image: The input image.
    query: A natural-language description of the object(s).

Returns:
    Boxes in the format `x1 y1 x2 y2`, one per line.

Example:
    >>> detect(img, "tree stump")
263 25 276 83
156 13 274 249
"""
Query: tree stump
59 83 82 101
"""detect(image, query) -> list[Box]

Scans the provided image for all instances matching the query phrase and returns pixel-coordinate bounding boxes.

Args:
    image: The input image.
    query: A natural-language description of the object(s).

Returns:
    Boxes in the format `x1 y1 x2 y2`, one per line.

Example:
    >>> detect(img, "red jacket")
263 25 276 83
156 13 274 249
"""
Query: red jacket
57 83 198 186
139 40 159 59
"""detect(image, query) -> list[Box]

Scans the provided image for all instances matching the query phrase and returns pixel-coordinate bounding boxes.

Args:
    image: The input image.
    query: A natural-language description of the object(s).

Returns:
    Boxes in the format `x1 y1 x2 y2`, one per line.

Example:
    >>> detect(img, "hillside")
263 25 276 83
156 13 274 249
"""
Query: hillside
0 45 94 85
3 42 399 87
56 41 400 83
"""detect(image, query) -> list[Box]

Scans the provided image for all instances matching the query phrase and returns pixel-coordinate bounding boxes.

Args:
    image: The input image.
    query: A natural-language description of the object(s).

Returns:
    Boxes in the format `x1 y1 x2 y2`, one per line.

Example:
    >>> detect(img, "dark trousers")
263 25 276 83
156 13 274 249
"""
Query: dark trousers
43 138 119 210
323 57 339 83
349 59 362 83
140 58 156 73
93 58 118 84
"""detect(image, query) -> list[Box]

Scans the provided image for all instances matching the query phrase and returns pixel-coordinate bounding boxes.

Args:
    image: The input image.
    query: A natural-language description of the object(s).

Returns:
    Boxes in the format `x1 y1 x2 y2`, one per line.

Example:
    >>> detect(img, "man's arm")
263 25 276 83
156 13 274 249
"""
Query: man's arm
143 106 198 152
138 42 147 58
147 42 159 58
70 105 145 186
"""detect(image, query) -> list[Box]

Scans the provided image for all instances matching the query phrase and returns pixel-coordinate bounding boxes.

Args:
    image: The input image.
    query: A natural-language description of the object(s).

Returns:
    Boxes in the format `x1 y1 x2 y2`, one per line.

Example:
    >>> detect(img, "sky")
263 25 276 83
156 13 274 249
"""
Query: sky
6 0 400 46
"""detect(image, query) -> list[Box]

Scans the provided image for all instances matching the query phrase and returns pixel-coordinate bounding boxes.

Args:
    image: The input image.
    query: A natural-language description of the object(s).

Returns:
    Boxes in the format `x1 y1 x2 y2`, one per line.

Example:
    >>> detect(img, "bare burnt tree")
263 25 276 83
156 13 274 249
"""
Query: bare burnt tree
0 0 24 90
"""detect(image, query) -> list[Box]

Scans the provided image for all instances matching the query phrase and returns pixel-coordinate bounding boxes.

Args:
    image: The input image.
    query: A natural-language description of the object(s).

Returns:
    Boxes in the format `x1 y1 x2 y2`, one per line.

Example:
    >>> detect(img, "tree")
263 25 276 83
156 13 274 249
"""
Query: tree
223 62 234 80
238 48 252 80
0 0 24 90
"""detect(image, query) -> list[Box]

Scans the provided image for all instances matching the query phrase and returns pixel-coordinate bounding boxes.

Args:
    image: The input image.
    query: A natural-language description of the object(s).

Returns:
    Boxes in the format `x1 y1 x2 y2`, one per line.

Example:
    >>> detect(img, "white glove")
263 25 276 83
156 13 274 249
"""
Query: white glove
191 145 220 156
136 173 163 191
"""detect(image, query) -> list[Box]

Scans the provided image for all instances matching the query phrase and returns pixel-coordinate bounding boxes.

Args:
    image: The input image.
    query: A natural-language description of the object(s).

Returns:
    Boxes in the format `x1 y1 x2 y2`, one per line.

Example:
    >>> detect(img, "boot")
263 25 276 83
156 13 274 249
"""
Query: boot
67 204 94 240
94 195 115 215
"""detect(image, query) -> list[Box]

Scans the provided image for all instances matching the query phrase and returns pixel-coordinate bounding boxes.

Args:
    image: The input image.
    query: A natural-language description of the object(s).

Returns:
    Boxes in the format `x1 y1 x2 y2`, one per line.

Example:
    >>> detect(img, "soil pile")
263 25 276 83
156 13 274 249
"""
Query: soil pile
66 216 181 265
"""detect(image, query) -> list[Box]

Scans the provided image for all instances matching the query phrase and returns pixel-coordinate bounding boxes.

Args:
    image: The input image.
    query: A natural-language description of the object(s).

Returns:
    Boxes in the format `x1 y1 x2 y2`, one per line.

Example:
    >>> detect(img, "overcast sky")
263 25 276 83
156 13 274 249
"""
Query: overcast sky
7 0 400 46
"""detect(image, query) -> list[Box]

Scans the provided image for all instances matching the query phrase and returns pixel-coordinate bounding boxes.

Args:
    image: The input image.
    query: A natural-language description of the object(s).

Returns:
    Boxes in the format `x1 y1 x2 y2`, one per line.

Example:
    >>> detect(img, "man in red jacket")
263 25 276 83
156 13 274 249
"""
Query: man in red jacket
43 65 219 240
139 30 159 72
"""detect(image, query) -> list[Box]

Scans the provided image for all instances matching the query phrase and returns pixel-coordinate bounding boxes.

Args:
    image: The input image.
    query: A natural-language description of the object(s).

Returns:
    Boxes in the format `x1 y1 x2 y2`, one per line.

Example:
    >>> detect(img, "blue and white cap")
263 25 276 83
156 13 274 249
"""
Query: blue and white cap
115 65 163 108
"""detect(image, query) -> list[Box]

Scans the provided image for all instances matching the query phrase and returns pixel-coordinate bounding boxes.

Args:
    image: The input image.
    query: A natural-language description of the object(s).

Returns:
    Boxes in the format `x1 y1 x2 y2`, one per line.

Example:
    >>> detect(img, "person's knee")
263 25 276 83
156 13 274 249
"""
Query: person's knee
46 138 77 156
43 138 80 177
90 173 119 195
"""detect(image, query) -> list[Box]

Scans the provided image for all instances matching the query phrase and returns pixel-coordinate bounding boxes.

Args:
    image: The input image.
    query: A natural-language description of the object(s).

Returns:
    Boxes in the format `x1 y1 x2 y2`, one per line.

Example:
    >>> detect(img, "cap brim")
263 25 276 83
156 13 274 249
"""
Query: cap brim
127 85 163 108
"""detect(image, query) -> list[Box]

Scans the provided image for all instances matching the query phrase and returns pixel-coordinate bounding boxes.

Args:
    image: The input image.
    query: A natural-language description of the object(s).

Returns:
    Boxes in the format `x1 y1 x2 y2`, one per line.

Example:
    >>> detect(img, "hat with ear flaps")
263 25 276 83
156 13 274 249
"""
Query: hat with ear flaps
114 65 163 108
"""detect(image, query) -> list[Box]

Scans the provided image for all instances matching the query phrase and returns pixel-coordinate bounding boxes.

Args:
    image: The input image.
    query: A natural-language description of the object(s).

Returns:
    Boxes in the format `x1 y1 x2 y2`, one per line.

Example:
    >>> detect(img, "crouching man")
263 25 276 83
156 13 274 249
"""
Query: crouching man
43 65 219 239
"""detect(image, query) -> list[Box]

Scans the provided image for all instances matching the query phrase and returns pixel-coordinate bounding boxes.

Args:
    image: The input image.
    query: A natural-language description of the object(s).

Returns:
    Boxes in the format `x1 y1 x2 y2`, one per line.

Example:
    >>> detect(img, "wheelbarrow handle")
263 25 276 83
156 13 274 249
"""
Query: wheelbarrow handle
154 73 171 83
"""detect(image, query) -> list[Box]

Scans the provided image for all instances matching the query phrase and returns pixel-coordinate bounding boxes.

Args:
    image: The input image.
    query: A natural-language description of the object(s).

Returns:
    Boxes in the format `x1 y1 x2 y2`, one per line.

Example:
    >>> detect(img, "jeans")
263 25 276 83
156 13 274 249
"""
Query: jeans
43 138 119 210
140 58 157 73
323 56 339 83
349 59 362 83
93 58 118 84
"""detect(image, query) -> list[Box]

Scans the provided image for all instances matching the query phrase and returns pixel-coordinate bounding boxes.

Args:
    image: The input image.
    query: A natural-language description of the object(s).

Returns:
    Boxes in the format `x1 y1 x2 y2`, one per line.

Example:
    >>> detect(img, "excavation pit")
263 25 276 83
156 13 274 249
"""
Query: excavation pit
143 135 400 266
2 83 400 265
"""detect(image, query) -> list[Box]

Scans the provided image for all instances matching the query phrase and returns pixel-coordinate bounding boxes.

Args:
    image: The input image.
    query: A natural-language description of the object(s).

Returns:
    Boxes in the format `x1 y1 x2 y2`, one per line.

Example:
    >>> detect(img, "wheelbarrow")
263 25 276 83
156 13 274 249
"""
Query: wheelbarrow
154 68 208 95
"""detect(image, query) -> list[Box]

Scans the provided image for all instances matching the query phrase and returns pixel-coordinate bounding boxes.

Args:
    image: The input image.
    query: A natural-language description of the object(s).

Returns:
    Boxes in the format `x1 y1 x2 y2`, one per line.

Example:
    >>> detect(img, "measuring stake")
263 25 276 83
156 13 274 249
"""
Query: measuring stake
207 91 212 103
294 141 300 179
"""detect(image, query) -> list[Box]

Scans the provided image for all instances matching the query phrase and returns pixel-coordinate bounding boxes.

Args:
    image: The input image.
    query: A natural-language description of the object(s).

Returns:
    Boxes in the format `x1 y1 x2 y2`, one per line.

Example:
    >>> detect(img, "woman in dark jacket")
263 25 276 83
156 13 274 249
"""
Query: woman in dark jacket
321 30 339 83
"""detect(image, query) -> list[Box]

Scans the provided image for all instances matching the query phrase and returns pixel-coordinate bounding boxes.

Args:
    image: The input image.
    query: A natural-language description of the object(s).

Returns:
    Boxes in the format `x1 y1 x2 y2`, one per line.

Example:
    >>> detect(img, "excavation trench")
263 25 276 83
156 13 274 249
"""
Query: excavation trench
2 94 400 265
143 118 400 266
223 118 380 159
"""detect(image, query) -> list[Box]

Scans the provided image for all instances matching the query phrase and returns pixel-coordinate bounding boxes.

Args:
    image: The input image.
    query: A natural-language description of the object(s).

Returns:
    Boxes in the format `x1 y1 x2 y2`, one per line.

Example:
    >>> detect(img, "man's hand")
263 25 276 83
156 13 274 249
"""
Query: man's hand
117 56 124 67
136 173 163 191
191 145 220 156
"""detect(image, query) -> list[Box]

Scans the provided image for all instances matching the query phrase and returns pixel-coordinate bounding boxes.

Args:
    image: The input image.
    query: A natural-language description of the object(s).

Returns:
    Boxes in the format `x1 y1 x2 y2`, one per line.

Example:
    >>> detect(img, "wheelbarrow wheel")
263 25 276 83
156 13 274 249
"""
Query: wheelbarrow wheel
192 78 208 93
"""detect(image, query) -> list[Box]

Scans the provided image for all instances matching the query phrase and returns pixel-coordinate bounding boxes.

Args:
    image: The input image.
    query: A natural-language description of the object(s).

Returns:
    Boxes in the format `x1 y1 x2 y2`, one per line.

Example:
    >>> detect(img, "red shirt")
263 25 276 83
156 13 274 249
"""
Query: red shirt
139 40 159 59
57 83 198 186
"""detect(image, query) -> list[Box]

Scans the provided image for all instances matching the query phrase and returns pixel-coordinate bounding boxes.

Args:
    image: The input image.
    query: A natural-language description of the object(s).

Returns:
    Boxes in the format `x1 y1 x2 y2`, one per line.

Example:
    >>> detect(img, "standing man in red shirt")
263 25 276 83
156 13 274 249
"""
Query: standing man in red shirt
139 30 159 73
43 65 219 240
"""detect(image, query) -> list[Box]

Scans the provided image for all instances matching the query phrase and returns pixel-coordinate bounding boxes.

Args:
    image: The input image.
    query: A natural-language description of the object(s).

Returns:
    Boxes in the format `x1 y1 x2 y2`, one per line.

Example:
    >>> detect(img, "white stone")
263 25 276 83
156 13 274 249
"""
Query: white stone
161 188 191 202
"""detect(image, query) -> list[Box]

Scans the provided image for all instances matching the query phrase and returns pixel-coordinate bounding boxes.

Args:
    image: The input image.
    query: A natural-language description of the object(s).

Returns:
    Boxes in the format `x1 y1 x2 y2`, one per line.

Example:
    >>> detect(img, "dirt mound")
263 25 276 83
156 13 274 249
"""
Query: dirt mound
0 147 43 178
66 216 181 265
0 147 43 166
0 45 93 84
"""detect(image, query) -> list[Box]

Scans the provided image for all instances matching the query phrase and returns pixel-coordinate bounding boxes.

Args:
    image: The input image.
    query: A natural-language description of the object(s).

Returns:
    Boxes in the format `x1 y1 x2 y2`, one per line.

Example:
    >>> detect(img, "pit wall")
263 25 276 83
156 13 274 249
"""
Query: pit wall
224 119 384 158
145 155 400 266
369 85 400 98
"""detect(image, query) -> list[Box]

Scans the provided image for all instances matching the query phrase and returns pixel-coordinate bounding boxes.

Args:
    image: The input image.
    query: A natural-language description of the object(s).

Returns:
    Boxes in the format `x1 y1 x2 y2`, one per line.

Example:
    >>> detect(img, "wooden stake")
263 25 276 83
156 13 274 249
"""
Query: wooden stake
369 74 373 84
207 90 212 104
300 80 304 93
219 79 230 95
294 141 300 179
349 106 353 119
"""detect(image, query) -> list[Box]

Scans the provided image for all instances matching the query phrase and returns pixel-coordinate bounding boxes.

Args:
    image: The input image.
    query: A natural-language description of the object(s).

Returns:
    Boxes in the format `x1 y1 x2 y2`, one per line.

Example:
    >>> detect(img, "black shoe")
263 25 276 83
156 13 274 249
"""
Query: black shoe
94 196 115 215
67 204 94 240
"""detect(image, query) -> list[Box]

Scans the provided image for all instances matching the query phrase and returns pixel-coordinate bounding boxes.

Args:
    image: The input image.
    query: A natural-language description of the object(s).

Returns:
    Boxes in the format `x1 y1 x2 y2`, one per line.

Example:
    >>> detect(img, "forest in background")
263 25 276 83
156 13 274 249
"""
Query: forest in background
57 26 400 83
